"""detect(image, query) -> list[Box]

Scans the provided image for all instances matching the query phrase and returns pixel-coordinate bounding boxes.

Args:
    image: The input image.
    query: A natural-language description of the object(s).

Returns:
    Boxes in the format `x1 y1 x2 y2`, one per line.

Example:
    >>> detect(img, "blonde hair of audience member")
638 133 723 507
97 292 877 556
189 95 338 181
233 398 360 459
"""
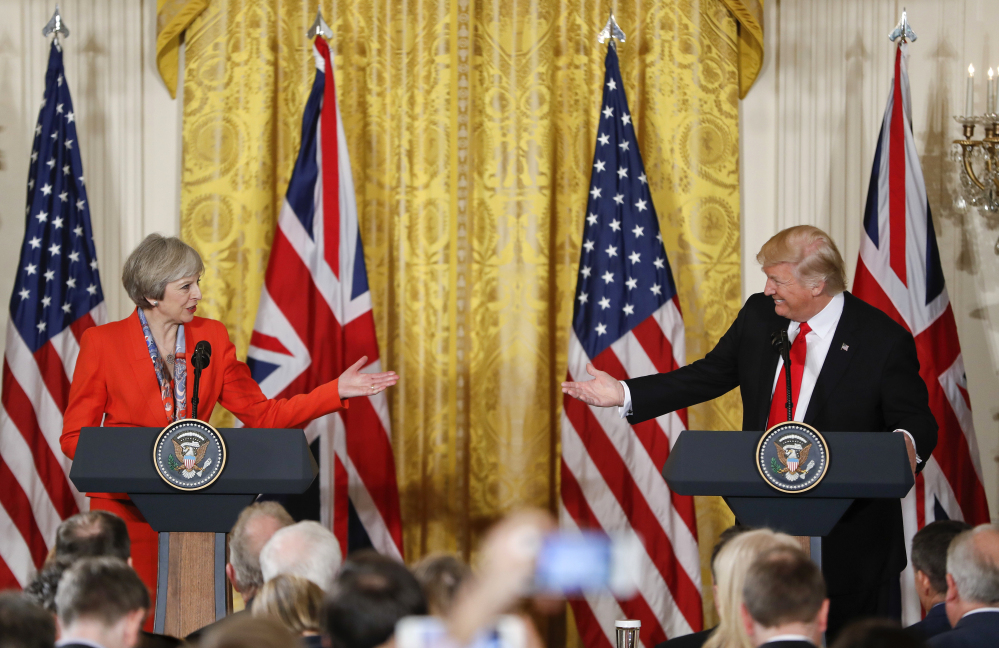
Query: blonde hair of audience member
756 225 847 296
200 616 299 648
252 574 323 636
413 553 471 617
703 529 799 648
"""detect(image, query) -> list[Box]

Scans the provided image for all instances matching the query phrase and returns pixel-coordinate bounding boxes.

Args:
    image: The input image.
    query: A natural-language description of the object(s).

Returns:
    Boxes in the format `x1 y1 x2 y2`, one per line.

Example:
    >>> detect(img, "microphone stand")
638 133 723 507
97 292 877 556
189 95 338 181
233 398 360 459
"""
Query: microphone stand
771 330 794 423
192 363 202 420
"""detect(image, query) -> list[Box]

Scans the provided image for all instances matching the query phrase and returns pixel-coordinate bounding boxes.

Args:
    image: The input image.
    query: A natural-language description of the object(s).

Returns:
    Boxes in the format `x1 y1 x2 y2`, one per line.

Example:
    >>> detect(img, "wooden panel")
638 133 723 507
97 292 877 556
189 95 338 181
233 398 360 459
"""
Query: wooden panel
164 531 217 638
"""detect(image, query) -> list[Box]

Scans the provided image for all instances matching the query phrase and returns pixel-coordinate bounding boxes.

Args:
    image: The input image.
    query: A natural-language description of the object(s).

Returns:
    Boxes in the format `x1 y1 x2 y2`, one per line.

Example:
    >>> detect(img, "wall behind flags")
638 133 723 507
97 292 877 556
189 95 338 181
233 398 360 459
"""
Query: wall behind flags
741 0 998 519
0 0 182 359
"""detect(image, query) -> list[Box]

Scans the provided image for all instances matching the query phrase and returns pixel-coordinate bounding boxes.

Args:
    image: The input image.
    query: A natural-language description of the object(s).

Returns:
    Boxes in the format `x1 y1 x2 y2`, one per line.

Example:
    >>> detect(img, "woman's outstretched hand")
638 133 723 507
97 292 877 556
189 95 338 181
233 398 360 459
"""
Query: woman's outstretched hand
337 356 399 399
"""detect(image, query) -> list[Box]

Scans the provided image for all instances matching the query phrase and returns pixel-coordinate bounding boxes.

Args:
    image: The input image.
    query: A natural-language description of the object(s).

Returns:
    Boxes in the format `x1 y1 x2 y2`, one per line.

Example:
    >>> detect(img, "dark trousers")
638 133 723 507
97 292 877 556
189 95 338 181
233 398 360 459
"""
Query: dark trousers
826 577 902 643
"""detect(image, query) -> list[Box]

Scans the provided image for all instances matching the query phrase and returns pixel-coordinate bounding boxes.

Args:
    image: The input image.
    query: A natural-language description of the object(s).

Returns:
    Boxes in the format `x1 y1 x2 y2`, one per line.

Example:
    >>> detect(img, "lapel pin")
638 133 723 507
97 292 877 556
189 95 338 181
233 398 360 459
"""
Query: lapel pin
841 343 849 351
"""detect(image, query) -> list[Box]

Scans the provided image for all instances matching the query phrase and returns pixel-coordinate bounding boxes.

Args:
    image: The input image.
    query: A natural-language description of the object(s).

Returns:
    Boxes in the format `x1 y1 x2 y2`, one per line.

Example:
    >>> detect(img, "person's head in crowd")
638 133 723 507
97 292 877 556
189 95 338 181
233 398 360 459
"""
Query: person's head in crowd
829 619 926 648
0 592 57 648
55 558 149 648
740 547 828 647
55 510 131 563
24 557 74 614
943 522 999 626
911 520 972 613
325 550 427 648
199 616 299 648
227 502 295 603
757 225 847 322
412 553 470 617
704 528 799 648
260 520 341 593
252 574 323 637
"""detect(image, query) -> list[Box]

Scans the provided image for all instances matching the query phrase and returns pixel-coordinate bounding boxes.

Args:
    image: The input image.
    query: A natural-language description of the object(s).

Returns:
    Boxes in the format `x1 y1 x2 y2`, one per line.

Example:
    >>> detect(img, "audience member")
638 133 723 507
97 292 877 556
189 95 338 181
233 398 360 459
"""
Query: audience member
703 529 799 648
0 592 56 648
326 550 428 648
199 616 299 648
907 520 971 640
261 520 342 593
831 619 926 648
740 547 828 647
658 524 753 648
55 558 149 648
54 510 131 562
24 557 74 613
412 553 470 617
252 574 324 648
929 523 999 647
228 502 295 607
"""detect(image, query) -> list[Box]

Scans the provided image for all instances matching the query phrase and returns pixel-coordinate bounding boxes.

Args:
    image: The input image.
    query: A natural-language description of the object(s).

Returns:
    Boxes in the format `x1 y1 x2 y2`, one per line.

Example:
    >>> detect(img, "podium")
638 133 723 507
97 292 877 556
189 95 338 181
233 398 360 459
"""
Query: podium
69 427 318 638
662 430 914 561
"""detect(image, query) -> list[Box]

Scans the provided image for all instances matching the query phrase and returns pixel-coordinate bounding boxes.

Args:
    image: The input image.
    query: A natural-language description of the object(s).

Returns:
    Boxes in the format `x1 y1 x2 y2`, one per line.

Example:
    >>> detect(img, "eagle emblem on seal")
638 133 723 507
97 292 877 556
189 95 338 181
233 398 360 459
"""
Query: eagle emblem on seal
169 438 212 479
770 434 816 482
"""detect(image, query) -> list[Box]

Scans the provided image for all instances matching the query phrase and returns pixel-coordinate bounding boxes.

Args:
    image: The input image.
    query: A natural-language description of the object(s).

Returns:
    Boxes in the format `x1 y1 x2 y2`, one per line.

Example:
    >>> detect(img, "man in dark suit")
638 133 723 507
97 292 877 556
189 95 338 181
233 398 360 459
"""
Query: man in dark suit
0 591 56 648
563 225 938 641
929 524 999 648
740 546 828 647
908 521 972 640
55 557 149 648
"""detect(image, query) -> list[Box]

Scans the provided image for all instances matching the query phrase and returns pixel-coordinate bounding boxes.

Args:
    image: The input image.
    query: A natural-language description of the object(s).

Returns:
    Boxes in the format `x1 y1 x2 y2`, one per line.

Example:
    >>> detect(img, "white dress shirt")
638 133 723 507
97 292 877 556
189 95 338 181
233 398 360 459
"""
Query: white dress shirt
619 292 920 459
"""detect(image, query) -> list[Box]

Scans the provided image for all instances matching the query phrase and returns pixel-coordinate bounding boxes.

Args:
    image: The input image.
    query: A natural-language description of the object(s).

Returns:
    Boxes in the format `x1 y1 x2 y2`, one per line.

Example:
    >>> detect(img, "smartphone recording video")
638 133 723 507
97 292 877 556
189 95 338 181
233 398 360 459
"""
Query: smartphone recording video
532 530 640 598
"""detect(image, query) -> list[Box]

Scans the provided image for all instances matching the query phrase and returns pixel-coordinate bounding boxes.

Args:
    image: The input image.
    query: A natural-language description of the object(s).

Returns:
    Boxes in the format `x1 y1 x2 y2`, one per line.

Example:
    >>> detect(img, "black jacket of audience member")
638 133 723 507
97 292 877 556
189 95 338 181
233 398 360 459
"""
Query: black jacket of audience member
907 603 950 641
928 610 999 648
759 641 817 648
654 626 714 648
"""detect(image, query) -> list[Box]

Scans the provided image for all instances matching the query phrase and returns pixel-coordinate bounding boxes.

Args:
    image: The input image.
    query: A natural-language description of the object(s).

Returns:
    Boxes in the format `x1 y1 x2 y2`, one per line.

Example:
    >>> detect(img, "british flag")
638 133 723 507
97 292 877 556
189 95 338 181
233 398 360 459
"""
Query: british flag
0 41 106 588
560 45 702 647
853 41 990 623
246 37 403 560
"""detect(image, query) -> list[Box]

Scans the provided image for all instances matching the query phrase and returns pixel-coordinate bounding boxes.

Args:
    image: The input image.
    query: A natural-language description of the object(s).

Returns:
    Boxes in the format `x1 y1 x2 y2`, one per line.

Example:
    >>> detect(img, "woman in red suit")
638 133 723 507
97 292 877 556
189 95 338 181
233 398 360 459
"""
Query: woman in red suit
61 234 397 627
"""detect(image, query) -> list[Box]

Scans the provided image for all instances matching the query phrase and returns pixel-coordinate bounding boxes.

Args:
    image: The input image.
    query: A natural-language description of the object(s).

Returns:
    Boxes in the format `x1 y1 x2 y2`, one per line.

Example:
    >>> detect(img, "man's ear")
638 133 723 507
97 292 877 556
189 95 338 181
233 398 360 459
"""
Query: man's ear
121 608 146 648
914 570 931 596
816 599 830 635
739 602 756 639
945 573 959 603
225 563 240 592
810 280 827 297
127 557 133 568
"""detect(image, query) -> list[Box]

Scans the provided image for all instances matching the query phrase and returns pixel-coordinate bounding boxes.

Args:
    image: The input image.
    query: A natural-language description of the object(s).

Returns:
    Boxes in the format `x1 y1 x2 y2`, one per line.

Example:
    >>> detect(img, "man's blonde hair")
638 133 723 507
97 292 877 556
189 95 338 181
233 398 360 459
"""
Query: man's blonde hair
757 225 847 295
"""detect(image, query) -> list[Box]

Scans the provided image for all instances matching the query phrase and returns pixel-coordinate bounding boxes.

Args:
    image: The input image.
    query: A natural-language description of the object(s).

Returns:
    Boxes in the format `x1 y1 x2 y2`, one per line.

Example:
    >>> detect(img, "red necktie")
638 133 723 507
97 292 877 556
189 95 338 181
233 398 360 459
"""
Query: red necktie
766 322 811 428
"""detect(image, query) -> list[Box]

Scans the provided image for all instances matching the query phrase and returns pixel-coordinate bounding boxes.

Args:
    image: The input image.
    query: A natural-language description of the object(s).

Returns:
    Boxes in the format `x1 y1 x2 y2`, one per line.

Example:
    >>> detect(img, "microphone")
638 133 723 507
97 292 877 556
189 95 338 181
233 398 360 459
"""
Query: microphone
191 341 212 420
770 329 794 422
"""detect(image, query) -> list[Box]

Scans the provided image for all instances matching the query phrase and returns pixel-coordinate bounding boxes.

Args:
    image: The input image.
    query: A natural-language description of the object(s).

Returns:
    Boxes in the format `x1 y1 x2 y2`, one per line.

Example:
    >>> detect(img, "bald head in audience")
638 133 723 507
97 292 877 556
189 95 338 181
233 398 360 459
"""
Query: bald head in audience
260 520 342 593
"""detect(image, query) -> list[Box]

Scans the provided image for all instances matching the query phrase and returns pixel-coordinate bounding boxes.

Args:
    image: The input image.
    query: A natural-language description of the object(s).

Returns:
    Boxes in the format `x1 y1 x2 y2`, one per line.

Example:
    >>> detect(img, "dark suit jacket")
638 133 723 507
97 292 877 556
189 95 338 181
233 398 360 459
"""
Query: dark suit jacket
908 603 951 640
759 641 817 648
654 626 714 648
626 292 938 595
928 610 999 647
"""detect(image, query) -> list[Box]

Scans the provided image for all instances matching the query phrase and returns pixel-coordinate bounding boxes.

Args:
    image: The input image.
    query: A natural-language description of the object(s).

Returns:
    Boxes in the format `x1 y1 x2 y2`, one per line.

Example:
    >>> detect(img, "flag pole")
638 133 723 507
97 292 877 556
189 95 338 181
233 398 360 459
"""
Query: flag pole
307 8 332 39
888 8 917 43
597 12 626 47
42 4 70 44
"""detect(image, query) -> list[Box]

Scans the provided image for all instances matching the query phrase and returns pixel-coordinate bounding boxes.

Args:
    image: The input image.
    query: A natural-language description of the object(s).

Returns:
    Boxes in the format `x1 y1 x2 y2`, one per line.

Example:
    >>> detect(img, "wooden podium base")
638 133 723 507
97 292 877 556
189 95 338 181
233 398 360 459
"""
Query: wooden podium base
793 536 822 565
153 532 232 638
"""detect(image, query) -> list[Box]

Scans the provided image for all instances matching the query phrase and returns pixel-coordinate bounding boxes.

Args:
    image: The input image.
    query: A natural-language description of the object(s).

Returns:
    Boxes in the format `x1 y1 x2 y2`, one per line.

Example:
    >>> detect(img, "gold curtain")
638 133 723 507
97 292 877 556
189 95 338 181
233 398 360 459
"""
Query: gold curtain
160 0 760 634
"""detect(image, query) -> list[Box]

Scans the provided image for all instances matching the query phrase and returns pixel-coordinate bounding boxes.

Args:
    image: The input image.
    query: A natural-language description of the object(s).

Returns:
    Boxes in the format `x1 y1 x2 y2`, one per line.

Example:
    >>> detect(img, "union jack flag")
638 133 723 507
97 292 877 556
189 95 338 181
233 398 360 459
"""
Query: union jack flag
560 45 701 647
246 37 403 560
0 41 106 588
853 40 990 623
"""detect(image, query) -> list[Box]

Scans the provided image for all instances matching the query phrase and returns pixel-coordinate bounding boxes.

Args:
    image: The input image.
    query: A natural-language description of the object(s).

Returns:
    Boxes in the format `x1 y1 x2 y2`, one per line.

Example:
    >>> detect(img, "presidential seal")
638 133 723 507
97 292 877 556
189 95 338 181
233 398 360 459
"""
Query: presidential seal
153 419 226 491
756 422 829 494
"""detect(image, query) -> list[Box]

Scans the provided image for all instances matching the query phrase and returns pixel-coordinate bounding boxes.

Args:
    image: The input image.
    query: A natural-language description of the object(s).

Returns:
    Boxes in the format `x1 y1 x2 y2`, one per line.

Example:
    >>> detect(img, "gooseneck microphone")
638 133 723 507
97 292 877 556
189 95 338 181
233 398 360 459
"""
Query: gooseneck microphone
191 341 212 420
770 330 793 422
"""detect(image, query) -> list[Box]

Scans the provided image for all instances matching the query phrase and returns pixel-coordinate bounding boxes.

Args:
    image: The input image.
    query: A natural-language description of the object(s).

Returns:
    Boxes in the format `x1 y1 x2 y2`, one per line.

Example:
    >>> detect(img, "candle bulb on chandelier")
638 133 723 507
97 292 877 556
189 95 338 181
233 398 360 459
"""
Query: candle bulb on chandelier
966 63 975 116
989 68 996 115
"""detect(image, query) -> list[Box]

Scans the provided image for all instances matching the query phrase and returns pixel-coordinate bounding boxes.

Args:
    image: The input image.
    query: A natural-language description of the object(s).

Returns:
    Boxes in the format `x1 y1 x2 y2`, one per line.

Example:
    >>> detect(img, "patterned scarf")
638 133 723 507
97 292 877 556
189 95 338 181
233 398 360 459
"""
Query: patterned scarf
138 309 188 421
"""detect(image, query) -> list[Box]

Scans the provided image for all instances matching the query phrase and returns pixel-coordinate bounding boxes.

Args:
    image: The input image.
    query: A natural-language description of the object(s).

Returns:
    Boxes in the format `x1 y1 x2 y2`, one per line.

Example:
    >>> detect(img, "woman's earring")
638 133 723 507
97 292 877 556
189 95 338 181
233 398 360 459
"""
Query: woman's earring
151 301 158 307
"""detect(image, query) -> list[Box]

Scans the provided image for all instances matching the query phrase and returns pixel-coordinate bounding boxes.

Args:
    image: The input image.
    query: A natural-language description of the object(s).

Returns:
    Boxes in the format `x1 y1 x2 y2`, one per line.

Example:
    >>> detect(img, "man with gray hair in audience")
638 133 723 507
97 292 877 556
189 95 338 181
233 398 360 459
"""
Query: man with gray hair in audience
929 523 999 647
260 520 342 592
55 558 150 648
226 502 295 606
740 547 828 647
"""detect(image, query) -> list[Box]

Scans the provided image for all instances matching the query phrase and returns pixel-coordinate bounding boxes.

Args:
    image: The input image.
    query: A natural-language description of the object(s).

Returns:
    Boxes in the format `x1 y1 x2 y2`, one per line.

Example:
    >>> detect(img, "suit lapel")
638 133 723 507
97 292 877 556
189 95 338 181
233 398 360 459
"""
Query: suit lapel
126 310 170 426
804 293 860 426
757 317 789 430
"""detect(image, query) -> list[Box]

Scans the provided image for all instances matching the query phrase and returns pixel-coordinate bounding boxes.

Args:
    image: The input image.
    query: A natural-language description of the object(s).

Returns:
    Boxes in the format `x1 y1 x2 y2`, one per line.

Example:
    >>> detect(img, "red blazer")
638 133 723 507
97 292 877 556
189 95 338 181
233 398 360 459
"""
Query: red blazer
62 310 347 497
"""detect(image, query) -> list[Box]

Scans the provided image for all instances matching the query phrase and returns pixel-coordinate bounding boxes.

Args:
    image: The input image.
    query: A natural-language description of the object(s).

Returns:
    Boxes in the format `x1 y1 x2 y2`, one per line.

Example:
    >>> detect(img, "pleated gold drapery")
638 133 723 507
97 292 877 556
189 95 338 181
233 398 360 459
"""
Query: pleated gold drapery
159 0 759 633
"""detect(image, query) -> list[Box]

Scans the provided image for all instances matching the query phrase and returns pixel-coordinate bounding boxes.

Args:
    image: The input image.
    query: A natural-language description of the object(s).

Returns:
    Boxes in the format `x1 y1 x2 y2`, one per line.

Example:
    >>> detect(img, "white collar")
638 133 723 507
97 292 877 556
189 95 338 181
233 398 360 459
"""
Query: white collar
56 640 107 648
789 292 845 340
962 607 999 618
762 635 814 645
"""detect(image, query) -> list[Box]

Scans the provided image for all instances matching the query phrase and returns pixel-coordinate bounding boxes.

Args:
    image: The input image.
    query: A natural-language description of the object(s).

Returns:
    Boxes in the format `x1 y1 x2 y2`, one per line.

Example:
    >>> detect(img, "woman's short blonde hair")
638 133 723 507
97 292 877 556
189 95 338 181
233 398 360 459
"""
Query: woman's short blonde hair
121 234 204 309
252 574 324 636
756 225 847 295
703 529 800 648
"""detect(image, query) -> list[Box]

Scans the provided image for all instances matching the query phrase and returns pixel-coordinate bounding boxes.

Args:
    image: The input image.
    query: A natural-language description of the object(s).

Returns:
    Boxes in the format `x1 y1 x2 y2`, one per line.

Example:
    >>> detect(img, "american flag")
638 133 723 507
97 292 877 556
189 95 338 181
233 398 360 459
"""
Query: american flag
246 36 403 560
0 41 106 589
853 41 990 624
560 45 702 647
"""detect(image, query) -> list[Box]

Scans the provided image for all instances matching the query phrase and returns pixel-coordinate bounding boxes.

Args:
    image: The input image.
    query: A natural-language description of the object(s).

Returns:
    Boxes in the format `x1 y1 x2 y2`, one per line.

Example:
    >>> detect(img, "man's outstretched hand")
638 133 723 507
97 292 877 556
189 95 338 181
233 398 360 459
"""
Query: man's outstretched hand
561 363 626 408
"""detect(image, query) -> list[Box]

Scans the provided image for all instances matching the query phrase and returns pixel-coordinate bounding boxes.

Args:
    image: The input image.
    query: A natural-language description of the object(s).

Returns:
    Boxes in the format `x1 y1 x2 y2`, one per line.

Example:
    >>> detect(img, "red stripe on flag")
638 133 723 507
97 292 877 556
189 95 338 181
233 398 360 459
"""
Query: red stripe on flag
853 260 910 332
631 316 689 427
561 459 670 644
314 37 340 279
33 341 71 412
0 455 49 567
343 311 380 366
344 397 404 553
249 331 293 357
568 599 614 648
562 395 703 630
2 361 79 519
0 556 20 589
69 313 97 344
915 472 926 529
333 450 349 558
888 47 908 286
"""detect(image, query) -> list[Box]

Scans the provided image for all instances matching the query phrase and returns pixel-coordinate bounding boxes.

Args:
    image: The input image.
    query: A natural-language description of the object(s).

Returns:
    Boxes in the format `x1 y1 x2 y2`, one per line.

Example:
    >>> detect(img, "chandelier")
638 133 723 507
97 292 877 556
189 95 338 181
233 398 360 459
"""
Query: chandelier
953 65 998 215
